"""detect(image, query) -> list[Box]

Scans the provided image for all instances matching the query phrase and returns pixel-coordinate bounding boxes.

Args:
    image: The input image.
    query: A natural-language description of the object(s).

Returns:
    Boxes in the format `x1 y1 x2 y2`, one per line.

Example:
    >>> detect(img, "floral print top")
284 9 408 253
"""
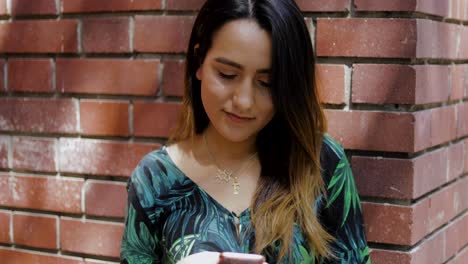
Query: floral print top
120 135 371 264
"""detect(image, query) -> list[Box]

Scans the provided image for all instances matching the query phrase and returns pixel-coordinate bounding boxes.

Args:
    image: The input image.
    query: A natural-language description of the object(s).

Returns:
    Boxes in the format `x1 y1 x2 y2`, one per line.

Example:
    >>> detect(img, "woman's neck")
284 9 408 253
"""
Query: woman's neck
197 125 257 164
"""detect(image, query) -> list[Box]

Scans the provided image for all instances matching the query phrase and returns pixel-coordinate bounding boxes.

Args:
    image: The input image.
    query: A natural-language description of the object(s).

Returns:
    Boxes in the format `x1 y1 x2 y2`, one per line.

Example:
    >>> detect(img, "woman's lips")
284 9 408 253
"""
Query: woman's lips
224 111 255 123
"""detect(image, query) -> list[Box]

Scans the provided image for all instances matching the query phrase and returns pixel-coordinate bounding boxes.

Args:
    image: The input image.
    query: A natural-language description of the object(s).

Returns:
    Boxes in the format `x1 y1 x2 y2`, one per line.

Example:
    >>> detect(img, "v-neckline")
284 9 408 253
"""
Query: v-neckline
161 146 251 218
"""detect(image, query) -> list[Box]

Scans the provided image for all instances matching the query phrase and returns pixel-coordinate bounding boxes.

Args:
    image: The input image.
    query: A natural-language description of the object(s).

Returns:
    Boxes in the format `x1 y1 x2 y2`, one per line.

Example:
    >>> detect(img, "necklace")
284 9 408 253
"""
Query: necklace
203 133 257 194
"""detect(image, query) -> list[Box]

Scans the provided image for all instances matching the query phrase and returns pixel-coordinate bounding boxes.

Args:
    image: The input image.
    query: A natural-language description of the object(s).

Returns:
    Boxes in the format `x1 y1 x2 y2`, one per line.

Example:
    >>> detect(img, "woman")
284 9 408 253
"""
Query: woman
120 0 370 263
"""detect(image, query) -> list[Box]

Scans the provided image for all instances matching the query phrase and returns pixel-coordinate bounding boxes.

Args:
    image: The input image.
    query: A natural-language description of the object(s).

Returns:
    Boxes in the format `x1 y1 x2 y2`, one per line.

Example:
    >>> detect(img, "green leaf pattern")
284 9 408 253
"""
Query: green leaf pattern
120 138 371 264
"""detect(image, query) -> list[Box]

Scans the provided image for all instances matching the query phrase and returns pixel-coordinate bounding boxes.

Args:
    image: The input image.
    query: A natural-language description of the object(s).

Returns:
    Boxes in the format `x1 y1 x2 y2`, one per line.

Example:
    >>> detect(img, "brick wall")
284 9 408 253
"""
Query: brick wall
0 0 466 263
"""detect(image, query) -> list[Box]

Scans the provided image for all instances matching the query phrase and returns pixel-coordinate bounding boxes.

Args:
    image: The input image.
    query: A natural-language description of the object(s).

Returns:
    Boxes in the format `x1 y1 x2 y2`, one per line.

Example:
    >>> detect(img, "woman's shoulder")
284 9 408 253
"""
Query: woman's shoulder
128 145 190 208
320 134 346 182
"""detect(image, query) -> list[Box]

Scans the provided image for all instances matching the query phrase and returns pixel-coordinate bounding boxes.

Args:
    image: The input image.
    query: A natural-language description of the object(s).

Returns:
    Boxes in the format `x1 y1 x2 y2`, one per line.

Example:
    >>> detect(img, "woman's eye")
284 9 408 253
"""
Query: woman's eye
258 80 271 88
218 71 237 80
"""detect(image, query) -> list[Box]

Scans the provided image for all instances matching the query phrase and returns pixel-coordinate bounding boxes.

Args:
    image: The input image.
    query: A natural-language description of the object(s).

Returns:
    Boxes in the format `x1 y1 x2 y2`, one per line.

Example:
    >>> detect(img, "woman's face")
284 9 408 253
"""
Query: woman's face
196 19 275 143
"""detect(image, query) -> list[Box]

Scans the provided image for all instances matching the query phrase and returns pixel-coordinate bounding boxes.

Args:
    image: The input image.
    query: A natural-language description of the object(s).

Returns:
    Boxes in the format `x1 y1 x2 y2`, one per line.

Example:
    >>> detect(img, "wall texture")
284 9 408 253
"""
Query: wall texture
0 0 467 263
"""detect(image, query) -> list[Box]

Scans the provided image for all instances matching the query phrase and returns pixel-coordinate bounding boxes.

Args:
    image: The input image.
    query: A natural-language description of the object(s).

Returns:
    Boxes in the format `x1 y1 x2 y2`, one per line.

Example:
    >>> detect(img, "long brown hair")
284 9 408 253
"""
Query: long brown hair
170 0 334 262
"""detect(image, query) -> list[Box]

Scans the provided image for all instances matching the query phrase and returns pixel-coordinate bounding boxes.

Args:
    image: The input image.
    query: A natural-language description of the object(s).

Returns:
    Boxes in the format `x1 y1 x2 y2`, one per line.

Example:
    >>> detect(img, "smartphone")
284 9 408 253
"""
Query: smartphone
219 252 266 264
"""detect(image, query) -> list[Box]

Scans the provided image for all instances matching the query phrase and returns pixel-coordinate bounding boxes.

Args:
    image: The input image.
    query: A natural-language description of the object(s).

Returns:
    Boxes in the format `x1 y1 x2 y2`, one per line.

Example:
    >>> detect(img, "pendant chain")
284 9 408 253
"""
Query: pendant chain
202 133 257 194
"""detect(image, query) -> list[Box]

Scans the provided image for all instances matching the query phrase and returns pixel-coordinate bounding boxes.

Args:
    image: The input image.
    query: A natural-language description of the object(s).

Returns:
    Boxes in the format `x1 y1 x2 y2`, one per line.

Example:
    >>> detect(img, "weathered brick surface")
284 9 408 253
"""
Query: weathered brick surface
59 138 159 177
0 210 10 243
0 20 78 53
13 137 56 173
80 100 129 137
82 17 131 53
134 16 194 53
133 101 182 138
316 64 346 105
60 218 124 258
57 59 159 96
11 0 57 16
163 59 185 97
0 248 84 264
0 173 83 213
13 213 57 249
0 136 8 169
84 181 127 218
0 98 78 134
8 59 53 93
0 1 466 262
61 0 162 13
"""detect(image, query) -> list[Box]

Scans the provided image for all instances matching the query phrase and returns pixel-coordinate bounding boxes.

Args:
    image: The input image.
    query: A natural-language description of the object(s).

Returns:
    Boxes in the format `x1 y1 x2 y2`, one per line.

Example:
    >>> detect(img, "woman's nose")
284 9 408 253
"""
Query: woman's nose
232 79 254 111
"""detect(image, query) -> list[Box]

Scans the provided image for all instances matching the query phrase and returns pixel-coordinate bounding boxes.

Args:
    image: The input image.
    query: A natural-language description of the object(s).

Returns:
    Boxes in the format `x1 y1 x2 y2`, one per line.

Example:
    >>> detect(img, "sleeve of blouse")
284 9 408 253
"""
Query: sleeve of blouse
322 146 371 264
120 163 162 264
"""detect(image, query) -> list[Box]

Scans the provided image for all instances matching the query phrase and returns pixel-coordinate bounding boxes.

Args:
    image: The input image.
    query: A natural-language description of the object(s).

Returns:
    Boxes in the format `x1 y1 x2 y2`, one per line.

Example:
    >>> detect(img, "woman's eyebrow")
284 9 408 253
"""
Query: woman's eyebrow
214 57 270 73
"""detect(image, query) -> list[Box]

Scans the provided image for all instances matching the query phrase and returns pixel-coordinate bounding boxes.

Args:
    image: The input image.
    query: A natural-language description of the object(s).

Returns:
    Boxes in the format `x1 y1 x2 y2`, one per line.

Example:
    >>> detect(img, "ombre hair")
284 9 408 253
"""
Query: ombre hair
170 0 333 261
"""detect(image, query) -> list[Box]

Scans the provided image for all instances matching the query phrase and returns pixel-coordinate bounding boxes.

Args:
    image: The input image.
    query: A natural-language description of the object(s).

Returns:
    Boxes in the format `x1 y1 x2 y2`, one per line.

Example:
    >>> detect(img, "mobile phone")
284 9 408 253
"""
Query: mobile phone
219 252 266 264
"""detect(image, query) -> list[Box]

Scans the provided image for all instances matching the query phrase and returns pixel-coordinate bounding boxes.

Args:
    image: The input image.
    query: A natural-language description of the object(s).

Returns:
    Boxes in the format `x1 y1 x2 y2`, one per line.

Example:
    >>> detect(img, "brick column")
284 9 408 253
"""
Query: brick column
0 0 466 263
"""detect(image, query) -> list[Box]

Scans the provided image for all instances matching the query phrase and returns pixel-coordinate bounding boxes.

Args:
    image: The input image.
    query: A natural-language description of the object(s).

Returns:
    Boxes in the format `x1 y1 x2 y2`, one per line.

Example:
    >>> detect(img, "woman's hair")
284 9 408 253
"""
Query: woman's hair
171 0 333 261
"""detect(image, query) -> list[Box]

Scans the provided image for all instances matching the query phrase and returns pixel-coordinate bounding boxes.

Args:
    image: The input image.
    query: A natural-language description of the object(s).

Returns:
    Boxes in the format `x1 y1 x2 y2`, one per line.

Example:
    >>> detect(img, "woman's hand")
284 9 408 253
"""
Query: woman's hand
176 252 267 264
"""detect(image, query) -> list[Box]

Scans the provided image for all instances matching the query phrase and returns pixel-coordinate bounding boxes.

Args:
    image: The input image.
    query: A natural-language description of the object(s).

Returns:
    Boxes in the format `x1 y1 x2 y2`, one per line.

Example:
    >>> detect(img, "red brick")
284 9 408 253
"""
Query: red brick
61 0 162 13
13 213 57 249
163 59 185 97
0 98 78 134
11 0 57 16
56 59 159 96
0 210 10 243
0 173 83 213
80 100 129 137
464 139 468 174
354 0 416 11
363 180 465 246
0 20 78 53
445 214 468 259
166 0 205 10
450 65 466 100
416 20 460 59
0 248 84 264
82 17 130 53
355 0 451 17
461 27 468 59
451 0 468 20
353 64 451 104
413 110 432 151
363 202 413 245
60 218 124 258
316 64 346 105
134 16 194 53
133 101 182 138
448 142 464 181
449 245 468 264
0 0 7 15
326 110 417 152
13 137 56 173
430 106 456 146
0 136 8 169
457 102 468 138
353 147 448 200
85 181 126 218
8 59 53 93
317 18 417 58
0 60 4 92
296 0 349 12
59 138 159 177
411 228 447 264
369 249 410 264
413 65 450 103
352 64 416 104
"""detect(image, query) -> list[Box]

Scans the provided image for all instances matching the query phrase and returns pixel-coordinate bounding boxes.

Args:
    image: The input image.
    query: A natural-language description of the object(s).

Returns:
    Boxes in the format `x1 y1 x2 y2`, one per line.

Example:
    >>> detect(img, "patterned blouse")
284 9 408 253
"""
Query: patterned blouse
120 135 371 264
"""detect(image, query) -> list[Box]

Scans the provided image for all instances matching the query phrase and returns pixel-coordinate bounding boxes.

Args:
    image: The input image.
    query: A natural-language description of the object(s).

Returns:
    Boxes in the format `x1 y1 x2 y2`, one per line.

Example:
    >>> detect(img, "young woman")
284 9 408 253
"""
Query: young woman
120 0 370 263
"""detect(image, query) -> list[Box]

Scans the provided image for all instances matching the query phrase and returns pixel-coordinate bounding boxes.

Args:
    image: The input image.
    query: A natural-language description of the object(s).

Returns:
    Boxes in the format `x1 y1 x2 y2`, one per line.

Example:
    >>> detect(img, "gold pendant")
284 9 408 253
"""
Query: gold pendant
215 169 232 183
232 177 240 195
